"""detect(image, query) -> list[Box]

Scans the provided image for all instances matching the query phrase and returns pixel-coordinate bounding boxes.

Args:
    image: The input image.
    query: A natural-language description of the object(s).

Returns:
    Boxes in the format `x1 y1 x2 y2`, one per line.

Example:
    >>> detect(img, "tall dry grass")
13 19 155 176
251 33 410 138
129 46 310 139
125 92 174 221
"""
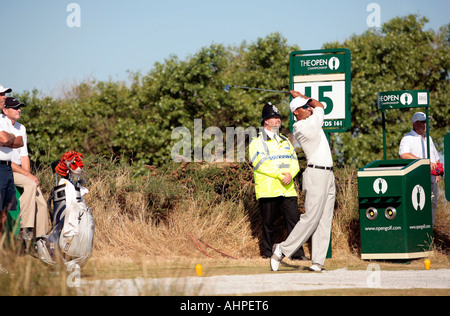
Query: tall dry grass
2 156 449 272
332 167 361 257
0 239 78 296
72 157 261 262
63 157 450 261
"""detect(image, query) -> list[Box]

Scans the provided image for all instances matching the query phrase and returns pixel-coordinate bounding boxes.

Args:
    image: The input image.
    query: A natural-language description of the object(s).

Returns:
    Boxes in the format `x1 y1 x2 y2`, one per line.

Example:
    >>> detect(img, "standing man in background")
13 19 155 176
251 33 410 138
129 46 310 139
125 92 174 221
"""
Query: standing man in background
249 102 307 260
271 91 336 272
0 86 23 238
399 112 441 226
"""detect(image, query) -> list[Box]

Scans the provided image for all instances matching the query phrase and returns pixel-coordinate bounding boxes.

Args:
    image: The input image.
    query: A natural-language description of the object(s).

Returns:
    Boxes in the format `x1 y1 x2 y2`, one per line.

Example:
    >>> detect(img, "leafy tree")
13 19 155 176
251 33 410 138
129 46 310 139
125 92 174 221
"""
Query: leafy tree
323 15 449 167
127 33 299 166
13 17 448 171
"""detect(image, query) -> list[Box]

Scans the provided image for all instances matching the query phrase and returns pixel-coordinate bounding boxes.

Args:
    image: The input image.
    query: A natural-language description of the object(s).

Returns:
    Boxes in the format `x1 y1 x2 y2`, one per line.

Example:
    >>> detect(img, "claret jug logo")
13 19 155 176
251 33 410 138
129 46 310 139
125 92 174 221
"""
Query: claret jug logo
400 93 413 106
373 178 388 194
329 57 340 70
412 185 426 211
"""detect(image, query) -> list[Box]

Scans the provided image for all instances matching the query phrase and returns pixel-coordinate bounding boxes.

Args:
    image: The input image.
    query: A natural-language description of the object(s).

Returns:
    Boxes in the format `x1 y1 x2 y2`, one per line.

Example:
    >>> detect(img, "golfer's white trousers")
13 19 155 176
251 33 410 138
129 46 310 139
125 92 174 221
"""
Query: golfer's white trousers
280 167 336 266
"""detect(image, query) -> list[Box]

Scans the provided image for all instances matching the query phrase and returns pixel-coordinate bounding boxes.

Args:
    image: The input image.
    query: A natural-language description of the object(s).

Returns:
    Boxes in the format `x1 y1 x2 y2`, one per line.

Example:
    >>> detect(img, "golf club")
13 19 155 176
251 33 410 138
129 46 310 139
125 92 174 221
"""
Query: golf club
224 85 290 94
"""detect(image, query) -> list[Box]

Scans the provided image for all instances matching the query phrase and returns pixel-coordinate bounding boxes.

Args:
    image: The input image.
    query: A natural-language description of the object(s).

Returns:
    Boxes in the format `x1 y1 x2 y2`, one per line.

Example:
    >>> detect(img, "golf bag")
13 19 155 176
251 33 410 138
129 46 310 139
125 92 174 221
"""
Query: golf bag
36 152 94 267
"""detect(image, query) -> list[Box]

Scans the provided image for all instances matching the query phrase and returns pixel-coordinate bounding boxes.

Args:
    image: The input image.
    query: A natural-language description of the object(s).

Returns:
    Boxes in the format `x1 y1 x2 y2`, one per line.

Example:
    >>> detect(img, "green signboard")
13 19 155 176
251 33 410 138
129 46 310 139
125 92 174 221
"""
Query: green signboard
378 89 431 160
378 90 430 110
289 49 351 133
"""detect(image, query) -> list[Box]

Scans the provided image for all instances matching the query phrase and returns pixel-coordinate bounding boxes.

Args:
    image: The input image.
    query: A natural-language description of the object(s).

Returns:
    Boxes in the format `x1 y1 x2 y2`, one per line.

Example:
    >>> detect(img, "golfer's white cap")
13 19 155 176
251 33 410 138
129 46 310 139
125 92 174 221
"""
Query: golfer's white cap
411 112 426 124
0 84 12 94
290 97 312 113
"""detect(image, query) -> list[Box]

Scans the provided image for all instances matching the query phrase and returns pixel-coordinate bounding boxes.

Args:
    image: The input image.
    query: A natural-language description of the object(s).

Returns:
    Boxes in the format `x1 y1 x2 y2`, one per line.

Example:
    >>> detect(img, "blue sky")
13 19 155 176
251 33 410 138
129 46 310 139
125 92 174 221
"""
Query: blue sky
1 0 449 96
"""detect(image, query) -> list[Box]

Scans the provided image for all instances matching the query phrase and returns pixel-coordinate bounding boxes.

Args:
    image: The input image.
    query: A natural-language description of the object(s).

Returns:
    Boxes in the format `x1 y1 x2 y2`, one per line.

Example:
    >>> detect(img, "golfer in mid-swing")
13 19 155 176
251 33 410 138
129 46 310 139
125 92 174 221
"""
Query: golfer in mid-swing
271 90 336 272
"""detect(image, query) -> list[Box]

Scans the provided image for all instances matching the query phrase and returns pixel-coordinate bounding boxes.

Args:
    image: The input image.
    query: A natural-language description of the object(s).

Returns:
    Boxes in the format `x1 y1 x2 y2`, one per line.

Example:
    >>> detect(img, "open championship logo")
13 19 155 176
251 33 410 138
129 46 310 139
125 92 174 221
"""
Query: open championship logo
412 185 426 211
373 178 388 195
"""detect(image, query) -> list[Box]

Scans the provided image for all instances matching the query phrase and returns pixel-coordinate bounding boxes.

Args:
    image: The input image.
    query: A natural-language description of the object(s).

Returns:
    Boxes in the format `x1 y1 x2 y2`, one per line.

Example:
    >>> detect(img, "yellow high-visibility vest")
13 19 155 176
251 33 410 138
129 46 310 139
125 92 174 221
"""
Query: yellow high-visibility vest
249 131 300 200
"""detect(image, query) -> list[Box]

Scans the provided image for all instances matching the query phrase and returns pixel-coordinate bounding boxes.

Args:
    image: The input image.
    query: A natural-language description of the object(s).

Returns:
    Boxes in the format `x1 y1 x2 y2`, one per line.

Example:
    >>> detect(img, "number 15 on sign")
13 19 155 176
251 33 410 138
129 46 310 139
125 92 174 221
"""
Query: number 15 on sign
294 81 346 119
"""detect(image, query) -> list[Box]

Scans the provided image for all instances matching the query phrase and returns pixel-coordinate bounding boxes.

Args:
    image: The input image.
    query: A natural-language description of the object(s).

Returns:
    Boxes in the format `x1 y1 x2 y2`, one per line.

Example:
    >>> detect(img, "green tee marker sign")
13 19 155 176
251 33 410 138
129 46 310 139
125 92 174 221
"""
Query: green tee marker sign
378 89 431 160
289 49 351 133
378 90 430 109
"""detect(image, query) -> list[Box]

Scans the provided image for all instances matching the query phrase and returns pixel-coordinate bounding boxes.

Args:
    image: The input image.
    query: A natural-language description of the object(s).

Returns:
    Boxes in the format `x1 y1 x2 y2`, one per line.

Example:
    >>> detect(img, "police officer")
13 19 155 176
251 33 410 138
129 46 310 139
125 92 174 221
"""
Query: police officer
399 112 441 226
249 102 306 259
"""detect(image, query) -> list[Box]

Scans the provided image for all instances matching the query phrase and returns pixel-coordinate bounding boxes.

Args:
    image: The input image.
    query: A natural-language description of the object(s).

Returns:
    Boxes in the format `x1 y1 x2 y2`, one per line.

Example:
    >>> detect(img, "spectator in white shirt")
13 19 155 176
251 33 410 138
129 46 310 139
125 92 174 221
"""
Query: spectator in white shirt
0 93 23 238
399 112 440 226
2 97 49 241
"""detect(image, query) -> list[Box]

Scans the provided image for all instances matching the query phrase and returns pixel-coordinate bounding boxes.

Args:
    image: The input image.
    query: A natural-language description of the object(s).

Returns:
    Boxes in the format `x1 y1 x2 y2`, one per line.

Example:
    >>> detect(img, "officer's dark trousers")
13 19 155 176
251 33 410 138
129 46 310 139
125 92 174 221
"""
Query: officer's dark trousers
259 196 305 258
